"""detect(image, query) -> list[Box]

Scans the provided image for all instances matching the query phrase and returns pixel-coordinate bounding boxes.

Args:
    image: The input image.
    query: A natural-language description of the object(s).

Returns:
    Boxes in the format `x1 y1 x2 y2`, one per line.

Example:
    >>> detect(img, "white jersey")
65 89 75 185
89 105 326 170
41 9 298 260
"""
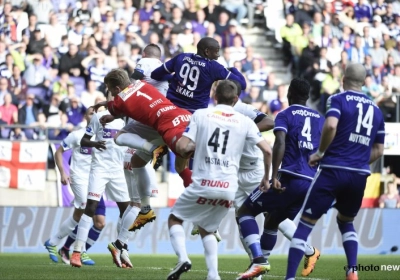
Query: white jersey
183 104 264 193
234 100 264 170
85 110 126 172
135 57 168 95
61 128 93 179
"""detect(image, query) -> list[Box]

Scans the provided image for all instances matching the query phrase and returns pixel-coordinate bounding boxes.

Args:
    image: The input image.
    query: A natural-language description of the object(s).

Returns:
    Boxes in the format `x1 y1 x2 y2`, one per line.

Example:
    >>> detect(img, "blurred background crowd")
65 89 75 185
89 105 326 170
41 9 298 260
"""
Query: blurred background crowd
0 0 400 141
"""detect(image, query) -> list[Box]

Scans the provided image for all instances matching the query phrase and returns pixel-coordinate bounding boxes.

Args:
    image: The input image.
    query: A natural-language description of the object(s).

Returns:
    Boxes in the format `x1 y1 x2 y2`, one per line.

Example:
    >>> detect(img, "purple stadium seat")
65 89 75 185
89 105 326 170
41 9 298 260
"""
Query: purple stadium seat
27 87 47 101
70 77 86 97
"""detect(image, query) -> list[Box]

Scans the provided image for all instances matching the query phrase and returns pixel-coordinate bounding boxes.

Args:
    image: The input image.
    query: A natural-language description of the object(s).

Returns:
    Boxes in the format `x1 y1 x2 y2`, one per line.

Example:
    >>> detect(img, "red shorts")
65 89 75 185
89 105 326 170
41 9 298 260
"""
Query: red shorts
157 108 192 156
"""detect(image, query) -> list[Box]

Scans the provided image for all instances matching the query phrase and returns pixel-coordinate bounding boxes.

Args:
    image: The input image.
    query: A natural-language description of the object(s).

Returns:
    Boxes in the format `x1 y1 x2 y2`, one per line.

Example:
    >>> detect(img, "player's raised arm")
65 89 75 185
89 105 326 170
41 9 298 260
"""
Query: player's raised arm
81 113 106 151
227 67 247 90
151 56 176 81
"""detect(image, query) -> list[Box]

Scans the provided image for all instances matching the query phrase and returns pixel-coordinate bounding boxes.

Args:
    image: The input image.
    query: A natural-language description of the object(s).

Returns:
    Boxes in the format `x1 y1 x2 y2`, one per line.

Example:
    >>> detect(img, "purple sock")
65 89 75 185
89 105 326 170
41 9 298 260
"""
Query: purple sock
260 229 278 258
238 216 264 260
86 226 102 251
286 219 314 280
63 225 78 250
337 218 358 270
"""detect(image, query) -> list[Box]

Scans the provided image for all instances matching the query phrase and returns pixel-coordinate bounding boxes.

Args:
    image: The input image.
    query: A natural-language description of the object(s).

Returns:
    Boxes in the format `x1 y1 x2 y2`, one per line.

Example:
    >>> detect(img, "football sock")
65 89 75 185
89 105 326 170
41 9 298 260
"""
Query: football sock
337 218 358 270
118 206 140 244
236 217 252 261
73 214 92 253
279 218 315 256
238 216 264 261
202 234 219 280
169 224 190 263
64 226 78 250
140 196 152 213
117 217 122 234
260 229 278 260
132 166 152 199
49 216 78 246
179 168 192 188
286 219 314 279
86 225 102 251
116 133 155 153
122 205 132 221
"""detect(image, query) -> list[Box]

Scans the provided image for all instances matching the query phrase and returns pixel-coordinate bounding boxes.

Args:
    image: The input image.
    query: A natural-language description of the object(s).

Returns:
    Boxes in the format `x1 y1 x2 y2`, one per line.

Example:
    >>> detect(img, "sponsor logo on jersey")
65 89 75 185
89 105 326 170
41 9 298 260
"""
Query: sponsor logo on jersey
88 192 101 198
213 111 234 117
208 112 238 123
61 141 68 149
172 114 191 126
103 129 118 139
184 126 190 132
119 81 145 101
156 105 176 117
200 179 230 188
86 127 92 133
196 197 233 208
80 147 92 155
292 109 320 118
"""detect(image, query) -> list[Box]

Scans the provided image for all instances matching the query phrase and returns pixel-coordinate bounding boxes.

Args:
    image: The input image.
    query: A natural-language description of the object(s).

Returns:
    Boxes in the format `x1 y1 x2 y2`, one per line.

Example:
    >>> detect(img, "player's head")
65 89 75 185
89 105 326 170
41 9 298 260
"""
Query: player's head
197 37 220 60
104 68 131 96
343 63 367 91
143 43 162 59
228 79 242 97
214 80 238 106
287 78 310 105
85 106 95 123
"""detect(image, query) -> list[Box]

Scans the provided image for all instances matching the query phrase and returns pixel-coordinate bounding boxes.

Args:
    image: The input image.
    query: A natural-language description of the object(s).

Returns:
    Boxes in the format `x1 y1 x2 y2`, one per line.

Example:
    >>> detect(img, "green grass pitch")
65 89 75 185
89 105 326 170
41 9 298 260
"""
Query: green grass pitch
0 254 399 279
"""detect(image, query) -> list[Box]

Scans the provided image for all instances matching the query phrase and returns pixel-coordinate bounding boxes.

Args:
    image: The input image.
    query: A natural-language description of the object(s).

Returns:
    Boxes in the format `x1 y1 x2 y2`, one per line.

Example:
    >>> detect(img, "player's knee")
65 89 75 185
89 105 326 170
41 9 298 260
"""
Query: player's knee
168 214 183 228
93 217 106 230
337 213 354 223
237 204 252 217
84 200 98 217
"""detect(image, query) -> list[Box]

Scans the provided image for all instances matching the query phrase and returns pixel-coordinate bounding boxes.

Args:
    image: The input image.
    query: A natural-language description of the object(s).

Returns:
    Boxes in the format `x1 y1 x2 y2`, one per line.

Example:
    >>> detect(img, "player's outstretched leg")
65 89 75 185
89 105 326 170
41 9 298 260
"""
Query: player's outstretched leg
152 145 168 170
44 240 59 263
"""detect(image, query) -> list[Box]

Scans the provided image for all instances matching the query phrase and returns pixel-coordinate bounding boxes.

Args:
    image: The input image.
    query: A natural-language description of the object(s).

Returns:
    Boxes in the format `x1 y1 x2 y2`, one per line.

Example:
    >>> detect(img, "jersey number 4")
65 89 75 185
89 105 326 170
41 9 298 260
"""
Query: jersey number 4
179 63 200 91
301 117 312 141
208 128 230 154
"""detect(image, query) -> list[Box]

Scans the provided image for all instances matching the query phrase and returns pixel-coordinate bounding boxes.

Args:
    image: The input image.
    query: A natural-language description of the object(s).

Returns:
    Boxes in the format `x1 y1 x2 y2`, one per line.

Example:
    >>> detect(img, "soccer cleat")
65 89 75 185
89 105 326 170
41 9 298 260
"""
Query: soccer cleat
44 239 58 263
58 247 70 265
70 252 82 268
152 145 168 170
81 251 95 265
301 247 320 276
346 272 358 280
107 242 123 268
167 261 192 280
120 248 133 268
129 209 157 231
236 262 270 280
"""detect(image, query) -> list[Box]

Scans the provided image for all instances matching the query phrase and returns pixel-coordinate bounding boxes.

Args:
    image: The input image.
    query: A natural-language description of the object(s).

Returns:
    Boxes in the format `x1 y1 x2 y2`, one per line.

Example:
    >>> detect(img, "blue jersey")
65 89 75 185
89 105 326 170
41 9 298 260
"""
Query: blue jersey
274 105 324 180
155 53 238 112
321 91 385 174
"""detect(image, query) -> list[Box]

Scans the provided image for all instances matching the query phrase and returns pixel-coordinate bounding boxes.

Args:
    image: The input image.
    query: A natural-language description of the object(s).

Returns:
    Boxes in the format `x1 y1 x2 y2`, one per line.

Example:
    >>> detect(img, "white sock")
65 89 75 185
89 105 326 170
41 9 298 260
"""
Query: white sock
140 196 151 213
239 233 252 262
49 216 78 246
117 217 122 234
132 166 152 197
116 133 155 152
73 214 92 252
169 224 190 263
122 205 133 221
202 234 219 279
118 206 140 244
279 219 314 255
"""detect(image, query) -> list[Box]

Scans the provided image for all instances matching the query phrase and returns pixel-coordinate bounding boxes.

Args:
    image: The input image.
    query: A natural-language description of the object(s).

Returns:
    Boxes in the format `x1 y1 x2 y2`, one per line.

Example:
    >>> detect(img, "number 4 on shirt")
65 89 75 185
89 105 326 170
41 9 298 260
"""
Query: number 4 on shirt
208 128 230 154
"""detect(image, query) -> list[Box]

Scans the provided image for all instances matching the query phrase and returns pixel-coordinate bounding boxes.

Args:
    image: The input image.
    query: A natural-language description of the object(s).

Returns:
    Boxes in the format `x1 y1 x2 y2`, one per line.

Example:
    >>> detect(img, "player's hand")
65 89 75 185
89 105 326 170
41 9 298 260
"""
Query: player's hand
94 140 107 151
91 102 106 113
309 153 322 167
60 172 70 185
271 178 286 193
259 176 270 192
99 115 115 126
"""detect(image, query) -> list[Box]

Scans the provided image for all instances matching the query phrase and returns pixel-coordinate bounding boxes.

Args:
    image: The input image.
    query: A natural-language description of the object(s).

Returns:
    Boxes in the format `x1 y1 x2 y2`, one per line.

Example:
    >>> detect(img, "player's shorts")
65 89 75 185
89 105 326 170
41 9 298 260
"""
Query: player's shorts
124 162 158 202
234 165 264 211
70 175 89 209
171 186 236 233
121 120 166 162
87 169 130 202
301 168 368 220
244 173 311 224
158 108 192 156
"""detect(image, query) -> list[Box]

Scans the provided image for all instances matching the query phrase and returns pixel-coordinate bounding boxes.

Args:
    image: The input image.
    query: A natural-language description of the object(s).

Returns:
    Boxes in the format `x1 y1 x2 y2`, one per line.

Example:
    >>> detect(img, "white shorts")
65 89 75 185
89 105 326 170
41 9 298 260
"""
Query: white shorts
87 169 129 202
70 175 89 209
122 120 165 162
171 187 236 233
234 165 264 211
124 163 158 202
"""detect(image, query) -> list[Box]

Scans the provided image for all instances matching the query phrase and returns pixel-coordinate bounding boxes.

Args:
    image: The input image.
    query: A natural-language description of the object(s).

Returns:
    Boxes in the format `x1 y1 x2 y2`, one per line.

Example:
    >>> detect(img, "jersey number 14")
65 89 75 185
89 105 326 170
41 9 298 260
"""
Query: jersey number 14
208 128 230 154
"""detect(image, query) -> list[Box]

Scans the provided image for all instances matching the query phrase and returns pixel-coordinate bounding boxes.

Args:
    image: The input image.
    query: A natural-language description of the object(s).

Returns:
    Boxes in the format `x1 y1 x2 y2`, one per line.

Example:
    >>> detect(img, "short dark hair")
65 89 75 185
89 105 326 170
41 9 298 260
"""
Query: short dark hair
288 78 310 101
143 43 161 58
215 80 237 105
228 79 242 96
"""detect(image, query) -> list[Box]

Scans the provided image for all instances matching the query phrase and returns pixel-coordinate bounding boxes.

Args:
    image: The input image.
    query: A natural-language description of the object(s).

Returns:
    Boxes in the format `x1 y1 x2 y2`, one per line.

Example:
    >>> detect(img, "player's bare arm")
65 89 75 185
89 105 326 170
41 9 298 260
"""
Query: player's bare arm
91 101 108 112
257 139 272 192
99 115 116 126
54 145 70 185
309 116 338 166
81 134 106 151
176 136 196 159
256 116 275 132
271 131 286 193
369 143 384 164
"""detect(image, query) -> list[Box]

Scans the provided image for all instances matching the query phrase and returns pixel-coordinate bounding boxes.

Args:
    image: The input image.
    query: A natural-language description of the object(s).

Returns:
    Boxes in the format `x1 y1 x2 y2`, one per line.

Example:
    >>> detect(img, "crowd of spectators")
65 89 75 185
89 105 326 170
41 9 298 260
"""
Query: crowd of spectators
0 0 272 140
279 0 400 122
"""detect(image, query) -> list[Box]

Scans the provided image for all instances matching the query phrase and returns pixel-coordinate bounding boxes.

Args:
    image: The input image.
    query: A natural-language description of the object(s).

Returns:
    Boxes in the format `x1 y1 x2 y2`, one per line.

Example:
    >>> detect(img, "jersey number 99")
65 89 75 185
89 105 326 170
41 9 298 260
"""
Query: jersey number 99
179 63 200 91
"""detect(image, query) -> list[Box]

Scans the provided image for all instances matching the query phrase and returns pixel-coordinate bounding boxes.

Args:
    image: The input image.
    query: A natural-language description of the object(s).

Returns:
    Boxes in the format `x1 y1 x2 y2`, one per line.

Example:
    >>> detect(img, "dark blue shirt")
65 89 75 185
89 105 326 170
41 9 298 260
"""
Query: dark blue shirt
274 105 324 180
321 91 385 174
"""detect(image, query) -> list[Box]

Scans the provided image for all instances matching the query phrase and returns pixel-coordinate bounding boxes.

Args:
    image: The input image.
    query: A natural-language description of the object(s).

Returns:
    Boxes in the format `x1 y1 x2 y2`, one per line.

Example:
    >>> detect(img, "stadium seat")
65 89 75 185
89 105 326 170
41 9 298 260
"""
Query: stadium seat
27 87 48 101
70 77 86 97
